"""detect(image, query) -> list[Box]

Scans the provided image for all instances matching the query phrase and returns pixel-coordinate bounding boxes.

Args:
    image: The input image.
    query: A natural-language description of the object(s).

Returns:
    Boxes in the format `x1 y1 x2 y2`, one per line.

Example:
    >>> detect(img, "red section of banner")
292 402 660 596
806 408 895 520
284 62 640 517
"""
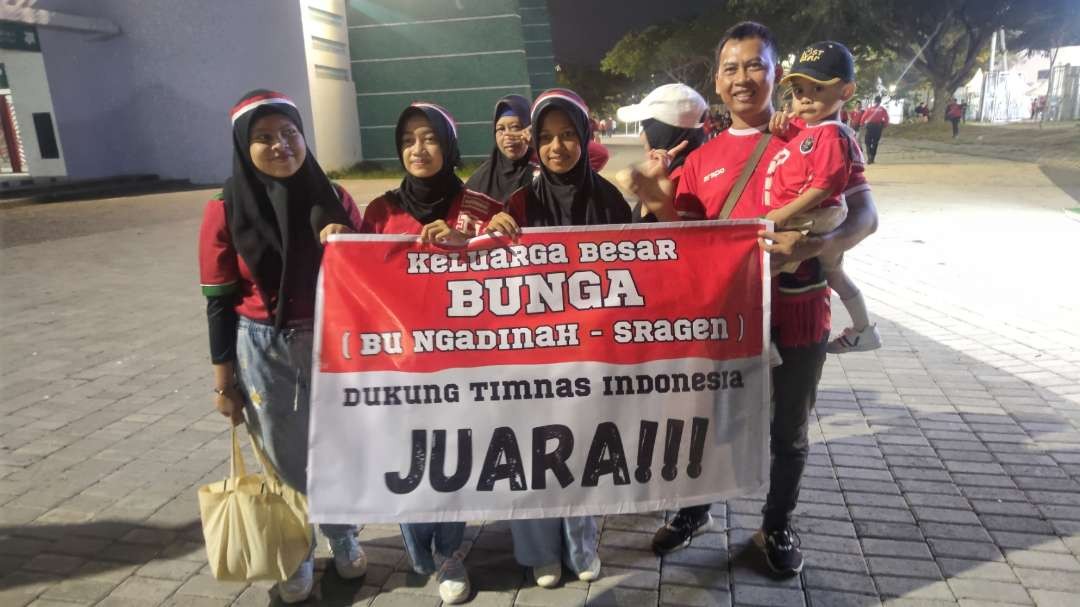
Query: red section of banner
318 222 764 374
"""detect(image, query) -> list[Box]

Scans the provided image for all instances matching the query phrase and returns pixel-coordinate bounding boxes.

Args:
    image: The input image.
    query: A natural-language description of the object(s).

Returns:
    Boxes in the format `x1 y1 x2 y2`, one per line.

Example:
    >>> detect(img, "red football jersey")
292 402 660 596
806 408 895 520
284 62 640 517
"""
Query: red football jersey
674 124 869 220
198 184 364 321
359 188 504 237
863 105 889 126
764 121 863 212
674 125 786 220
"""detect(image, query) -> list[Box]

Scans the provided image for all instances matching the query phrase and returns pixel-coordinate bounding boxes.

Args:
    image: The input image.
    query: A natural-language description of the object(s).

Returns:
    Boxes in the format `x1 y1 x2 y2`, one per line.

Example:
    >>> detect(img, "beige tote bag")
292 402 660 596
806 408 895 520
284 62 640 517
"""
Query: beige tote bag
197 426 313 581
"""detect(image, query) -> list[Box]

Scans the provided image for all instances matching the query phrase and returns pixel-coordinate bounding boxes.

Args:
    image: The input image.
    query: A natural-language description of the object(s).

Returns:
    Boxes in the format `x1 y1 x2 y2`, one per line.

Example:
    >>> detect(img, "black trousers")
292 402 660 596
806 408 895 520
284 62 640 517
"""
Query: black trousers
950 118 960 137
676 339 828 532
864 124 883 162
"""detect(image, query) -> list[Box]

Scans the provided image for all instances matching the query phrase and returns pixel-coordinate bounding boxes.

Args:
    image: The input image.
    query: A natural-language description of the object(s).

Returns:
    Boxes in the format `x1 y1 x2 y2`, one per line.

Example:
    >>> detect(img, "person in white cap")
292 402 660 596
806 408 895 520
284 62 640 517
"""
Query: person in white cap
615 83 709 219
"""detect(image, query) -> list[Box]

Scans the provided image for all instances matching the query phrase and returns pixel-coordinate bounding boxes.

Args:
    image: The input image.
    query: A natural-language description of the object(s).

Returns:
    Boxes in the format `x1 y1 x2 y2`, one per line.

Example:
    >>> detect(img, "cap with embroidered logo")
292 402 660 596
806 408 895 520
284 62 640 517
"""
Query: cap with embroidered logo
781 41 854 85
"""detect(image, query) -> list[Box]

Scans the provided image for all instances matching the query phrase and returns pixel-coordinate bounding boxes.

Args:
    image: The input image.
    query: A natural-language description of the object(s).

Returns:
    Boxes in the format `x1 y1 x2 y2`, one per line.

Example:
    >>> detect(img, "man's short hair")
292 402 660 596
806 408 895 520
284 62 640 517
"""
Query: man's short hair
716 21 779 65
874 95 883 104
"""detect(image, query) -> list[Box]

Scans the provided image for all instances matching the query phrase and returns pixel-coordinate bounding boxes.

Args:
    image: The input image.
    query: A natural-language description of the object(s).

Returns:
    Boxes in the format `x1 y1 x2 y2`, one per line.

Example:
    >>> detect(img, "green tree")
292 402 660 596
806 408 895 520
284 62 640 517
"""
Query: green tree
599 16 724 102
737 0 1077 121
555 63 637 119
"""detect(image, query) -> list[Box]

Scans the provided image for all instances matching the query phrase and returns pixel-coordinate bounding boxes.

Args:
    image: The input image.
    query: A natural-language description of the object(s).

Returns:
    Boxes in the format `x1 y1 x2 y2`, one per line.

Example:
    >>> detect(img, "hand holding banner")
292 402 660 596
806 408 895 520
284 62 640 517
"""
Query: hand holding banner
309 220 770 523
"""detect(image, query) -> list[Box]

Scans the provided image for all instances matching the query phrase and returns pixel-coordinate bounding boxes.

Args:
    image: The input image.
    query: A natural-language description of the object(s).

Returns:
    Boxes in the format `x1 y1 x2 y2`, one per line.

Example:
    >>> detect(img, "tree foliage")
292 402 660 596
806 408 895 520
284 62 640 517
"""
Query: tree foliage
599 16 721 103
600 0 1075 122
555 63 636 119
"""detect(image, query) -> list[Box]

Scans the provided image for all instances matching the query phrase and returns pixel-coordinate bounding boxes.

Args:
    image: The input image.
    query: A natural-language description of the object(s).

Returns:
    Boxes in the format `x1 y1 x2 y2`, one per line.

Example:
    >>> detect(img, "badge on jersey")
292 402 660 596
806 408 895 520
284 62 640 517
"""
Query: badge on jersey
800 135 815 154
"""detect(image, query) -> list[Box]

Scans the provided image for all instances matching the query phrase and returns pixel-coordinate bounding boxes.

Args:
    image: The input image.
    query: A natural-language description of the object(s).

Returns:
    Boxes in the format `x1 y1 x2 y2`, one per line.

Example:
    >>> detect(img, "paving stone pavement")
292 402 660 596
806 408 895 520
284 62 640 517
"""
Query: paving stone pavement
2 141 1080 606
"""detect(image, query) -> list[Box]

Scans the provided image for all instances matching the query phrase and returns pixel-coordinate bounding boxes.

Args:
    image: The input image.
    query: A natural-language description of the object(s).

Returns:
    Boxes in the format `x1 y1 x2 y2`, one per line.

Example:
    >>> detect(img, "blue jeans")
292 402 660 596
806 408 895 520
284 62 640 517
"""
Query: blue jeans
400 522 466 574
235 317 356 552
510 517 598 572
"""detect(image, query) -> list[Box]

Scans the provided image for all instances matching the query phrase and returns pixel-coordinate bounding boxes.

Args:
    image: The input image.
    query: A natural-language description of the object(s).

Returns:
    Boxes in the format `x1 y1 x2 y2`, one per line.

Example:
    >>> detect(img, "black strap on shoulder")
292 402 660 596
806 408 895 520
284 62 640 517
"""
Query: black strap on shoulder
719 132 772 220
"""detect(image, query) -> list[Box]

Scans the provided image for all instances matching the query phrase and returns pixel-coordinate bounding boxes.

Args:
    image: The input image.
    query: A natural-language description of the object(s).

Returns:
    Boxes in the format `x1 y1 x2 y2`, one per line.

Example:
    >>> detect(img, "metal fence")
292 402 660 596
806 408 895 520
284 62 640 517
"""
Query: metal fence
1047 64 1080 121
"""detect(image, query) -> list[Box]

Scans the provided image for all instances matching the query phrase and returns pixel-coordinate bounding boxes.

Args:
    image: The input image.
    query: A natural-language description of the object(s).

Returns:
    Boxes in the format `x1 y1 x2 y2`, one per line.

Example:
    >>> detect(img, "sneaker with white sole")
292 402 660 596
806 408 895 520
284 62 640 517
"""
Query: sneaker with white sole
436 552 470 604
278 558 314 603
827 324 882 354
577 556 601 582
533 562 562 587
328 534 368 579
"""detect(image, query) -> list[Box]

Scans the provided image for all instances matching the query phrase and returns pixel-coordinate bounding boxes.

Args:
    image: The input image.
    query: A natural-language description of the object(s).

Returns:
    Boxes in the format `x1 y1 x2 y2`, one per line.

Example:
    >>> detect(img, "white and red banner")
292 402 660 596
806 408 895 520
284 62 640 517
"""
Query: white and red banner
308 221 770 524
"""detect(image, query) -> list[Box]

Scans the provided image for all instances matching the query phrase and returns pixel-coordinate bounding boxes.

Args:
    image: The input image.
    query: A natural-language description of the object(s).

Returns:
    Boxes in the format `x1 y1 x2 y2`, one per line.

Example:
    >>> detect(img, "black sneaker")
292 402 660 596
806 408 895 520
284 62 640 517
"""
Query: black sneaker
762 527 803 575
652 510 712 555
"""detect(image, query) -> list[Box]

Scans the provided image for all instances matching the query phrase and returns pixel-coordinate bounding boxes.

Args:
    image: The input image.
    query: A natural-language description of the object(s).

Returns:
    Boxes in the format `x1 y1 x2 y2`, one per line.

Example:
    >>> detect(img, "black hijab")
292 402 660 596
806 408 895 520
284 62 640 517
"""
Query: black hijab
223 89 352 330
523 89 630 227
385 102 464 224
464 94 535 202
642 117 705 172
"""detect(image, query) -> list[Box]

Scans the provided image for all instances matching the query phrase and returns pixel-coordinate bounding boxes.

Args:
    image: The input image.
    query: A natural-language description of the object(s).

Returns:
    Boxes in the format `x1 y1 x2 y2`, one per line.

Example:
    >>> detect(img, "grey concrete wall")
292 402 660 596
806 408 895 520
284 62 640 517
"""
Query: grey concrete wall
34 0 313 184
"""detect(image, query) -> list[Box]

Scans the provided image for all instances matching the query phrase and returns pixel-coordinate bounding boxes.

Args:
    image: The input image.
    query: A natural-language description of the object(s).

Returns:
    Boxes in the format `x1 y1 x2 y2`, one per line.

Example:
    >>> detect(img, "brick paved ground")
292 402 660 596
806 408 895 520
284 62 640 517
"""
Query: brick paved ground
2 141 1079 606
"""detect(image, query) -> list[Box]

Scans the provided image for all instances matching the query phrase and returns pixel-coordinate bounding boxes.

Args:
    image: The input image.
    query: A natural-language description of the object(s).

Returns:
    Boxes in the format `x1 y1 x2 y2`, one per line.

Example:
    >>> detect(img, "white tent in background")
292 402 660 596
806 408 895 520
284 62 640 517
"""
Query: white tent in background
960 43 1080 123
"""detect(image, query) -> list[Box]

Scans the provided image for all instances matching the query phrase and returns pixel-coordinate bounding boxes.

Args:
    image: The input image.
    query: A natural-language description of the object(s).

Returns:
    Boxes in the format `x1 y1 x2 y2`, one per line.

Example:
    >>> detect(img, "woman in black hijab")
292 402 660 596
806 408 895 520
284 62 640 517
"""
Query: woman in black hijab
505 88 630 589
359 102 512 243
358 102 517 604
506 88 631 228
465 93 537 202
197 89 366 603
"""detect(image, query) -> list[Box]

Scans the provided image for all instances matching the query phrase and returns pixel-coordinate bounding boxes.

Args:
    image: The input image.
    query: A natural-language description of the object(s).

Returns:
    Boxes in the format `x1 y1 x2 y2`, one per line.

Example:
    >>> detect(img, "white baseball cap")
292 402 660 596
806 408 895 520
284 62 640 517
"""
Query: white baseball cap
617 83 708 128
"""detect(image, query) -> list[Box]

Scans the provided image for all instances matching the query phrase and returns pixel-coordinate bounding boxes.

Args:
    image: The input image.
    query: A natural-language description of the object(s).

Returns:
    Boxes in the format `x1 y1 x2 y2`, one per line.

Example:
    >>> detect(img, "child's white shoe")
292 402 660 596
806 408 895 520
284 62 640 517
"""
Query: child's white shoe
827 324 882 353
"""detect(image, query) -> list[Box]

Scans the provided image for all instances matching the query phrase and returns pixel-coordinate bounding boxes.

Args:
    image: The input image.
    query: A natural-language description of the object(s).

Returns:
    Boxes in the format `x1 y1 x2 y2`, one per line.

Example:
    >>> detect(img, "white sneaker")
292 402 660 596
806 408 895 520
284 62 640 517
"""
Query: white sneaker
827 324 882 354
436 553 470 604
329 535 368 579
533 562 562 588
278 558 314 603
577 556 601 582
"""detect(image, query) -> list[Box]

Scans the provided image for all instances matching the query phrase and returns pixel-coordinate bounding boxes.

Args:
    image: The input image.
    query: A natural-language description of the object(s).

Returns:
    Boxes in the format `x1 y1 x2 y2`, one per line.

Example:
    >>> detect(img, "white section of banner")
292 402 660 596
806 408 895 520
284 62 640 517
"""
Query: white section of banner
308 355 769 524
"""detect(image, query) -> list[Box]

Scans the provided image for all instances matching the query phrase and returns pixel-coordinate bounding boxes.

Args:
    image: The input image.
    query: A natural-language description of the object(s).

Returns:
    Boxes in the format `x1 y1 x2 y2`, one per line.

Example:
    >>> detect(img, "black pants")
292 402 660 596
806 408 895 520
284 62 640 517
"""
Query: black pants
864 124 883 162
675 339 828 532
950 118 960 137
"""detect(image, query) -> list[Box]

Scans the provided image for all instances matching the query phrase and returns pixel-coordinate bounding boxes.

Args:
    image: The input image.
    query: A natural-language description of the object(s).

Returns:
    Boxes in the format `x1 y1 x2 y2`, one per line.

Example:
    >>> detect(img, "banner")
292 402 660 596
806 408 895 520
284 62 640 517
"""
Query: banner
309 221 770 524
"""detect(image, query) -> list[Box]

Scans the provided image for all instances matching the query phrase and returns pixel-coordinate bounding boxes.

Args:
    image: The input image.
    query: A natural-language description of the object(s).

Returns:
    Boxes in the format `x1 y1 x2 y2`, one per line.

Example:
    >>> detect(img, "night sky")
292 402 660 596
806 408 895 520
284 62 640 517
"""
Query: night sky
546 0 716 66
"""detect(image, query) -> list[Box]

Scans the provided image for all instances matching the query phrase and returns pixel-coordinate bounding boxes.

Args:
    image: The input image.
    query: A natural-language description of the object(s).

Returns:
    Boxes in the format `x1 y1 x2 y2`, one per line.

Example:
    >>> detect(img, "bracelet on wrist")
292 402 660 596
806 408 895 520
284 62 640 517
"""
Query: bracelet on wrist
213 383 238 396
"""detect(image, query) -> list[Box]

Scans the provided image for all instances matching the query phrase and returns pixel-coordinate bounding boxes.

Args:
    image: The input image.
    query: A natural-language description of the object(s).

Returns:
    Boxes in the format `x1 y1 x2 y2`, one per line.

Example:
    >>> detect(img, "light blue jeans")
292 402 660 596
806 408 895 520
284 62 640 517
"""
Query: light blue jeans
235 317 356 554
400 522 466 574
510 517 598 573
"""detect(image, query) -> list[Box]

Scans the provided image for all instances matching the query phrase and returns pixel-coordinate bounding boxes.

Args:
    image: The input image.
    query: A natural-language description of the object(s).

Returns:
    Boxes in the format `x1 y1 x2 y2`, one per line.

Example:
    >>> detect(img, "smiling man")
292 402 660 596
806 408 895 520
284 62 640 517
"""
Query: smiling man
637 21 880 576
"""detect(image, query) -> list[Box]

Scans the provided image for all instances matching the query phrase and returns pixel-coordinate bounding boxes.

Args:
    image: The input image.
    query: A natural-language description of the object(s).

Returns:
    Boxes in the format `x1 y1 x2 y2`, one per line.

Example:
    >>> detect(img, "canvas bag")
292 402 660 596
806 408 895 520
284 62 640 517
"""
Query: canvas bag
197 426 313 581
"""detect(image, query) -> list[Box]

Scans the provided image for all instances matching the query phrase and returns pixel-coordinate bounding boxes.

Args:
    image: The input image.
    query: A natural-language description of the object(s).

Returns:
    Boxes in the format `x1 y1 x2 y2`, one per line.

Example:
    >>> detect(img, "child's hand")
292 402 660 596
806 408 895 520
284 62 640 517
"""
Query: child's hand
769 111 796 138
419 219 467 245
485 212 520 241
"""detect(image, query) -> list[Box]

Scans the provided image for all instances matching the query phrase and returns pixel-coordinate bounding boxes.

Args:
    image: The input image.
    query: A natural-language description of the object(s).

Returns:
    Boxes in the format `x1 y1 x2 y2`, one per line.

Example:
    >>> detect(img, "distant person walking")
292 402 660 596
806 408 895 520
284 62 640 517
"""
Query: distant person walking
862 96 889 163
849 101 864 137
946 98 963 138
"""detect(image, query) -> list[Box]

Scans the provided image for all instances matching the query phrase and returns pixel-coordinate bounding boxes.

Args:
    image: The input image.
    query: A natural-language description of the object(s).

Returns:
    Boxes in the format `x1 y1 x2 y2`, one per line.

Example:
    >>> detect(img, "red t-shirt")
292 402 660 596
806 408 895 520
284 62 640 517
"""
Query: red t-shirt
849 109 864 127
764 121 862 212
673 123 871 346
863 106 889 127
358 188 504 236
198 184 363 322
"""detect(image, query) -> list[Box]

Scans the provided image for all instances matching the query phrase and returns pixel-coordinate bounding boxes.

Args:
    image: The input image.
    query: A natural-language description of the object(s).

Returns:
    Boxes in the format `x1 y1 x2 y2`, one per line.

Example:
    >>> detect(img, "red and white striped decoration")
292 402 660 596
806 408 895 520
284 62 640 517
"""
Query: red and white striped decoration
230 92 297 124
531 88 590 121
